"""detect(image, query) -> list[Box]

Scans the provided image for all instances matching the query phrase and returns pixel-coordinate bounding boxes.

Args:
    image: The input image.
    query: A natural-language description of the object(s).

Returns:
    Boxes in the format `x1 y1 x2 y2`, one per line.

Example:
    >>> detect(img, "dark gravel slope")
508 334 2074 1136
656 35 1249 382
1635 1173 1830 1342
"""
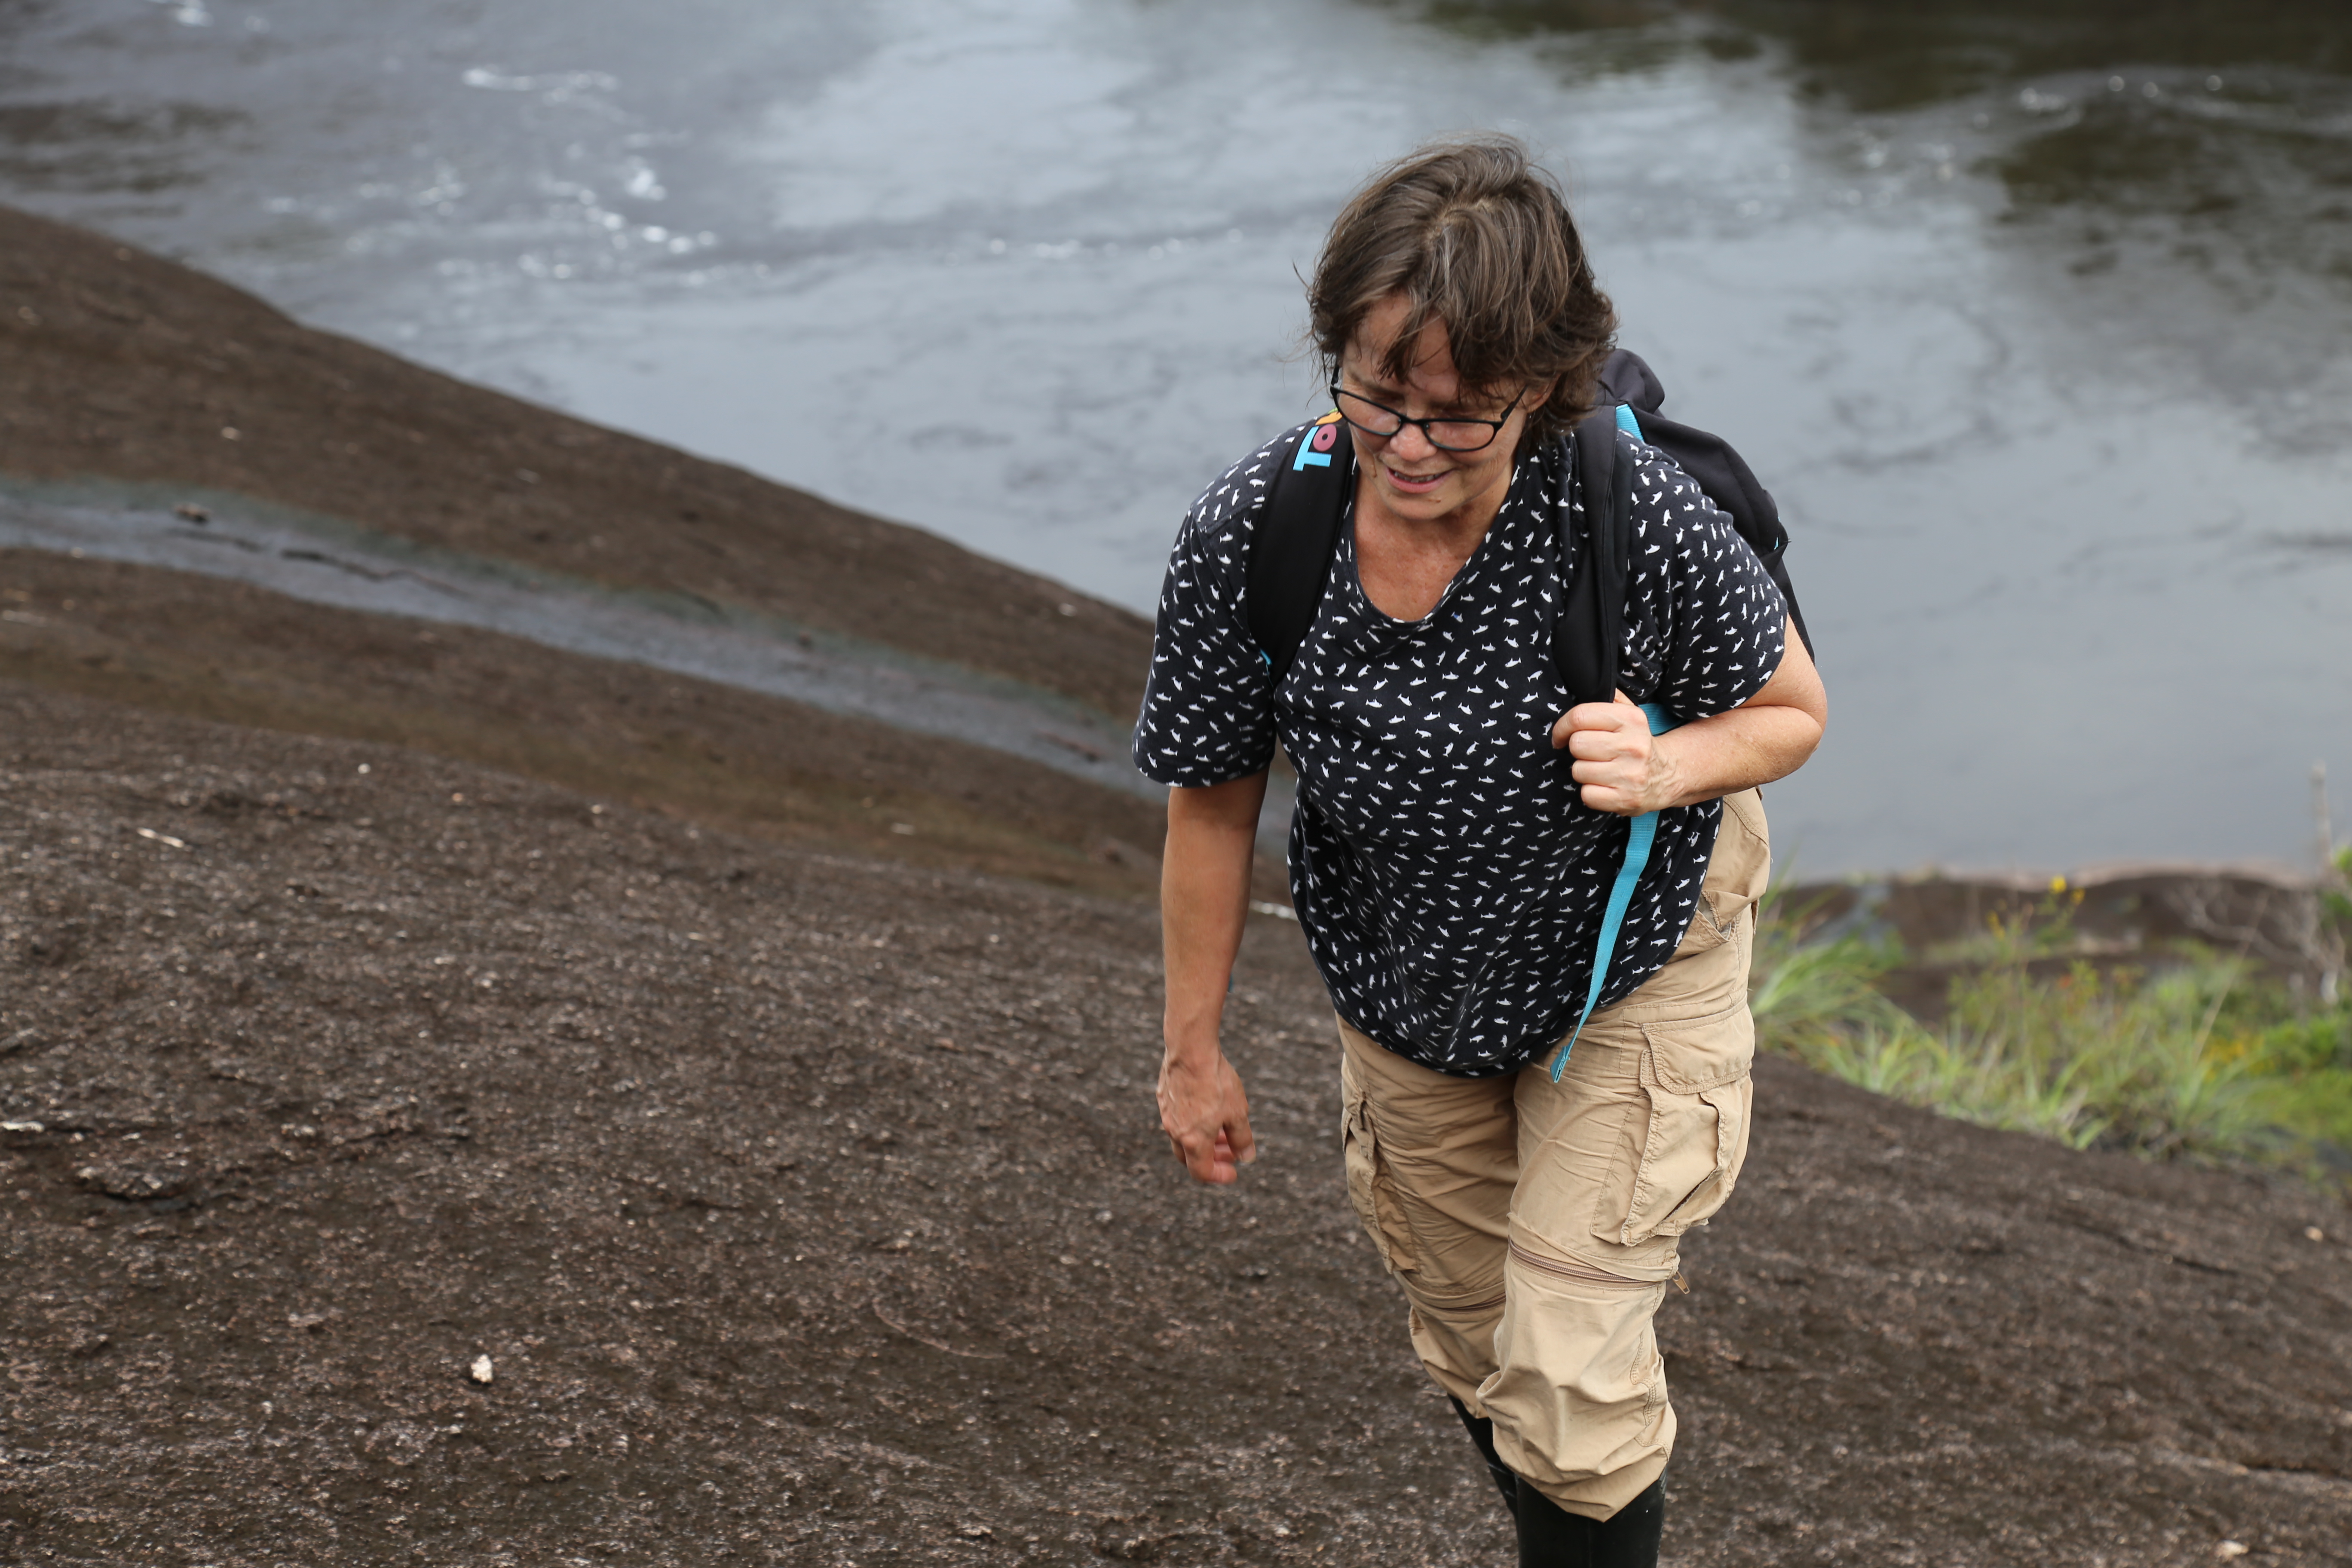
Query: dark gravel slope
1 686 2347 1567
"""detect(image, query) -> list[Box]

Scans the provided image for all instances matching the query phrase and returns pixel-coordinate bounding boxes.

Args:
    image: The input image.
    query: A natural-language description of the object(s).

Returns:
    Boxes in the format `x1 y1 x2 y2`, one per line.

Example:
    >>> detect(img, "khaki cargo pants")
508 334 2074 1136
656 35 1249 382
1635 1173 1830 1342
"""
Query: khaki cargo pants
1336 789 1769 1522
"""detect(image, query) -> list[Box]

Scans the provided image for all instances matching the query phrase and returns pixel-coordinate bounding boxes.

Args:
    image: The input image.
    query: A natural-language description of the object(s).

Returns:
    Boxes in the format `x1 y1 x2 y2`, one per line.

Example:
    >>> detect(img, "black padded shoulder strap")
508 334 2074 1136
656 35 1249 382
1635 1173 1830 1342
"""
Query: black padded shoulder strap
1557 410 1633 707
1245 416 1354 682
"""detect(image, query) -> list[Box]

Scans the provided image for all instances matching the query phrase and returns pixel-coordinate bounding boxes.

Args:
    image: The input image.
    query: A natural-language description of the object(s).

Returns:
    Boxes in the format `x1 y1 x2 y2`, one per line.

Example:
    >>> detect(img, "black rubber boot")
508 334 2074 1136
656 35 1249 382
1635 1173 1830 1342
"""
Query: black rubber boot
1445 1394 1518 1516
1512 1474 1664 1568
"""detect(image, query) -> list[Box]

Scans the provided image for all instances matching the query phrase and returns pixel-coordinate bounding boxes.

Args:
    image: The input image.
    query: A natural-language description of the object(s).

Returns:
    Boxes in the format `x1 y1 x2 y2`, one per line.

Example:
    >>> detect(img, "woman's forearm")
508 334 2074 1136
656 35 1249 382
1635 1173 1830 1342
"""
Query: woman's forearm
1161 772 1269 1063
1650 701 1822 808
1657 622 1826 806
1157 773 1270 1186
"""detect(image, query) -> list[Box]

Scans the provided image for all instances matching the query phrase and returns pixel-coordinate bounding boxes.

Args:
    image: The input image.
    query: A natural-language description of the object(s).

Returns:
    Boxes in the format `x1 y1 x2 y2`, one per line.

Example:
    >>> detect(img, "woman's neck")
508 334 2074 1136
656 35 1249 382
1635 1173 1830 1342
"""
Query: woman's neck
1351 461 1514 623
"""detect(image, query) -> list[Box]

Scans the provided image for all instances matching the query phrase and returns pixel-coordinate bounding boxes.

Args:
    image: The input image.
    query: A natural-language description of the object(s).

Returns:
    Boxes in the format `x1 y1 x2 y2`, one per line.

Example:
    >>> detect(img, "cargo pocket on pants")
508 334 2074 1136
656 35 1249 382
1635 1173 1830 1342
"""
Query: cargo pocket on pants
1592 1001 1755 1249
1341 1090 1418 1275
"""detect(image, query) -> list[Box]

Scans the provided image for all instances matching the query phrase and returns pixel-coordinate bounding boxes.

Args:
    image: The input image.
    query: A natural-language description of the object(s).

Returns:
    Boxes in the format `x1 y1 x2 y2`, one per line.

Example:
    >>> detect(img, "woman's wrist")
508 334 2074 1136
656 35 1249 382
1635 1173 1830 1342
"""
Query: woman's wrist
1161 1015 1224 1067
1644 730 1690 813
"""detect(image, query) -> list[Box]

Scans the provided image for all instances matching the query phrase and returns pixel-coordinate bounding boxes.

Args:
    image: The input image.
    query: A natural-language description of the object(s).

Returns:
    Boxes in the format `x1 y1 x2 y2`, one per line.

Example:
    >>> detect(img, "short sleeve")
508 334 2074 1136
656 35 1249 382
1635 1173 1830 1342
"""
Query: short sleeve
1130 441 1287 787
1617 438 1788 720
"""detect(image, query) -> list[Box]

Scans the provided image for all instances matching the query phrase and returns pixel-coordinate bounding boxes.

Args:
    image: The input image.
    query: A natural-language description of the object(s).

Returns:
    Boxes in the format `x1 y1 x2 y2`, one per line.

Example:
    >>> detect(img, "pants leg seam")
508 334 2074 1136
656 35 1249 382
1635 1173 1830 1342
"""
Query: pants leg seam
1506 1239 1665 1291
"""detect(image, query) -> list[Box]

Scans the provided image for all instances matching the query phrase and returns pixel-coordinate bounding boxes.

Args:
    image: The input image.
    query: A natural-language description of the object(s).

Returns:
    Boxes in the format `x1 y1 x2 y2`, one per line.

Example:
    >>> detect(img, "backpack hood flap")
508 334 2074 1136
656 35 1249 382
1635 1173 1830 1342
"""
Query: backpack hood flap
1596 348 1666 416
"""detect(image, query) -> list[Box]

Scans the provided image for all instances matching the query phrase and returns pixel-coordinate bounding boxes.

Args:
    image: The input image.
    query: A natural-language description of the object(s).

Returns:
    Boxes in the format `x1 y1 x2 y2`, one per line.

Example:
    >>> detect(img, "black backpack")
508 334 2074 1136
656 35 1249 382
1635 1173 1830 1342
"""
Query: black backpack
1242 348 1810 704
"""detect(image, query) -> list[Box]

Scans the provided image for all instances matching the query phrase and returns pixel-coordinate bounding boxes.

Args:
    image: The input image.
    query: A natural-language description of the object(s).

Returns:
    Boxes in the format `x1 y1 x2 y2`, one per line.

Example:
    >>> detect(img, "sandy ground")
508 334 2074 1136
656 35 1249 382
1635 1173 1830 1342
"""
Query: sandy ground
3 686 2348 1567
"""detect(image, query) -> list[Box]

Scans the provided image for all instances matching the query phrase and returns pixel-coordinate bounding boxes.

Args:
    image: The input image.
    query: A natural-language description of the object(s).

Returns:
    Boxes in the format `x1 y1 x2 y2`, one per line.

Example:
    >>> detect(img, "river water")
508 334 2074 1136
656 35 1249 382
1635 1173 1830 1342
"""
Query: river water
3 0 2349 876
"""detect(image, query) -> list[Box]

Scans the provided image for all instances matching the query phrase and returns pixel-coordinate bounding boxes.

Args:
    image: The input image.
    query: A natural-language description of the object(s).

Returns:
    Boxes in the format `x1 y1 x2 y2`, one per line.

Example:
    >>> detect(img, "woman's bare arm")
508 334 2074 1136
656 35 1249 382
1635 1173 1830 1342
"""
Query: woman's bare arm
1158 771 1268 1185
1551 617 1827 814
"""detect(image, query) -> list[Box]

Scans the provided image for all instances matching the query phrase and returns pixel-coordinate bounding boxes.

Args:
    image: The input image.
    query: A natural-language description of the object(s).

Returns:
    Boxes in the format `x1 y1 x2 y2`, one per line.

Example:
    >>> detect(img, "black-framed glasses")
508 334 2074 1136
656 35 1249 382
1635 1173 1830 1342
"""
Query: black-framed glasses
1329 382 1528 453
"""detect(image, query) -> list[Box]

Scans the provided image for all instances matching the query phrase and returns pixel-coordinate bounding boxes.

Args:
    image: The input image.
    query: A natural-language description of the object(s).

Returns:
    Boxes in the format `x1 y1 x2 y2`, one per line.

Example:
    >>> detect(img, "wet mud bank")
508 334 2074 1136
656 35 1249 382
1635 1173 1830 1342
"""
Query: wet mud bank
0 474 1156 806
0 204 1154 722
3 688 2348 1567
1794 865 2346 1022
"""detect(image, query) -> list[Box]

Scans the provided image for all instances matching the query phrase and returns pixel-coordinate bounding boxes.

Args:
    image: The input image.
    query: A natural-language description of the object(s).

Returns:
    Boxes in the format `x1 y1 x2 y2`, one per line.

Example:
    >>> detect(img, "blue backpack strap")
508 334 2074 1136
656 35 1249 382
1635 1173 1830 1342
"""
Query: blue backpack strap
1550 700 1678 1081
1549 404 1674 1084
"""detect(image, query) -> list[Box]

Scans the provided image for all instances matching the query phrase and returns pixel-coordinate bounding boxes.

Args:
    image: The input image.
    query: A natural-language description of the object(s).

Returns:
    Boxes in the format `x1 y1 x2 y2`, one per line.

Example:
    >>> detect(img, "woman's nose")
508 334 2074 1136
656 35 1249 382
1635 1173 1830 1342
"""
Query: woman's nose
1387 421 1438 461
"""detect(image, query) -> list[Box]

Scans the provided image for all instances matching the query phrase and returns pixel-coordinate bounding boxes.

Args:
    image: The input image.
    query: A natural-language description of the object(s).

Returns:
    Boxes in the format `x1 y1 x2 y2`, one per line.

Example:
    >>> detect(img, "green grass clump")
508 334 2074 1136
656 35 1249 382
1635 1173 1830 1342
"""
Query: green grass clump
1749 880 2352 1187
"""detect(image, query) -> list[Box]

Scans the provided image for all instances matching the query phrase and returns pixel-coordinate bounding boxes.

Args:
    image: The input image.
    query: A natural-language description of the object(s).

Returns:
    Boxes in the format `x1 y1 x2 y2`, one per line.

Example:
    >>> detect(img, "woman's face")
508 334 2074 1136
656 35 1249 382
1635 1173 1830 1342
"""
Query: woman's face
1338 292 1541 529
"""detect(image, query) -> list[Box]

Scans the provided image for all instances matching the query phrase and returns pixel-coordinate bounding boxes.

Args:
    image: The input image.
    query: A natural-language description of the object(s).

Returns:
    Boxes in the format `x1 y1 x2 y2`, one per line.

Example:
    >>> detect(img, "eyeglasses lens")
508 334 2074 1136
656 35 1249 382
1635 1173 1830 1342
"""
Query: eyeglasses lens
1332 389 1498 452
1425 423 1499 452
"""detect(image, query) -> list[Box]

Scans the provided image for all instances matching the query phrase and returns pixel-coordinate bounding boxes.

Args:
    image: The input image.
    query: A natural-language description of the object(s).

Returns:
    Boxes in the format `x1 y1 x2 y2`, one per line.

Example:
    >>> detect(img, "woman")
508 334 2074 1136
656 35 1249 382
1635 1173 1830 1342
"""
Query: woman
1133 138 1827 1565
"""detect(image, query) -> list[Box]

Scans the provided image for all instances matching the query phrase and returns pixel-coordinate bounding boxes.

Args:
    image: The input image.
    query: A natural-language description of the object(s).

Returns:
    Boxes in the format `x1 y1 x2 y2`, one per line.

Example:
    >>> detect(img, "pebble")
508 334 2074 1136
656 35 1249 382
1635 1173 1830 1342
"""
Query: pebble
469 1355 494 1385
74 1162 193 1200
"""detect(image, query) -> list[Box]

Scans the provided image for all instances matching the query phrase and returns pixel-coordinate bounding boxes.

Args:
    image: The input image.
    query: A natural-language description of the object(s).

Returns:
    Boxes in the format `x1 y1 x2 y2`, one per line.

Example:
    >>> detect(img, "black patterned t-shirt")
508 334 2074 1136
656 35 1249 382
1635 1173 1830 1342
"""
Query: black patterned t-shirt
1133 424 1788 1078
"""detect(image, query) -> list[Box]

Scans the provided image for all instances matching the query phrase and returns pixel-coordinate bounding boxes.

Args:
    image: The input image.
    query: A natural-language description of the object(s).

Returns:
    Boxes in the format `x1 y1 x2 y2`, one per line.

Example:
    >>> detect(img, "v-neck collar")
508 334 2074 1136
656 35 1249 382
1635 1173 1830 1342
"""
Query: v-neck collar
1337 453 1540 635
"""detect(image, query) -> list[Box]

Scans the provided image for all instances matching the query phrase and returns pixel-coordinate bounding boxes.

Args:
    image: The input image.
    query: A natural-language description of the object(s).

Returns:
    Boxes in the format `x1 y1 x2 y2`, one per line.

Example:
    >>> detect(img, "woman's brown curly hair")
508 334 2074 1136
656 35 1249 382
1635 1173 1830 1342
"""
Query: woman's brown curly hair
1308 137 1617 452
